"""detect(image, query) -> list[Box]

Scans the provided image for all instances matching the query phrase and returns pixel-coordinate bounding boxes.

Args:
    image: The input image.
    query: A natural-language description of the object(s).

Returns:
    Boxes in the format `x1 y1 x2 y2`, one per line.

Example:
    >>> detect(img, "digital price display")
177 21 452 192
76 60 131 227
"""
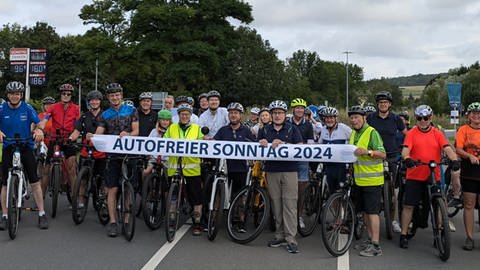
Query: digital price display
29 74 47 86
30 62 47 73
30 49 48 61
10 62 27 73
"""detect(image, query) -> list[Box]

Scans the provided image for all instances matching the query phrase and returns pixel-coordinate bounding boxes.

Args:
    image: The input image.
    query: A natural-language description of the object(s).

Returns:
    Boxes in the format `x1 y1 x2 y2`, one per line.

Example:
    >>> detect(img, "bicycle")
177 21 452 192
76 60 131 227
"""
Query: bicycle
321 166 355 257
226 161 270 244
207 158 230 241
381 160 394 240
71 141 108 225
5 136 35 239
297 163 330 237
142 158 168 230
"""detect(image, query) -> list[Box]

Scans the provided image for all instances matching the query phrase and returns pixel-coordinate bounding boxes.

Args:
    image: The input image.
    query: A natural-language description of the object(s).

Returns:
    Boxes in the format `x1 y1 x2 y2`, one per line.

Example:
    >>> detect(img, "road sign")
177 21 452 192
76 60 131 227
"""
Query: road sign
9 48 29 61
447 82 462 108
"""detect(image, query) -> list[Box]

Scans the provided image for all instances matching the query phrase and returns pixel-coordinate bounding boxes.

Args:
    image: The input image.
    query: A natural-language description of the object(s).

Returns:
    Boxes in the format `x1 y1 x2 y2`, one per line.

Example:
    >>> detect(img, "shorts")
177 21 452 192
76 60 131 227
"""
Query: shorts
354 185 382 215
104 156 139 188
403 180 428 206
184 175 203 206
461 178 480 194
47 142 77 161
297 161 309 182
2 145 39 186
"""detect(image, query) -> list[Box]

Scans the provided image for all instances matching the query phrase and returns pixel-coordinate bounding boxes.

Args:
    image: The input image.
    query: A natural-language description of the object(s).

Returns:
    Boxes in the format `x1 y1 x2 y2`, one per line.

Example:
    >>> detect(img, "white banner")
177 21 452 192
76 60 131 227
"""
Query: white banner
91 135 358 163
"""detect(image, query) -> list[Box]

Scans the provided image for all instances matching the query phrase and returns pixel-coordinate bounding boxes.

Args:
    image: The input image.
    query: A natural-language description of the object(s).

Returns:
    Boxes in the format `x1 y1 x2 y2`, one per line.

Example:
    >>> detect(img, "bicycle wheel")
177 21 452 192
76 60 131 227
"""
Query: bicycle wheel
321 192 355 257
298 182 320 237
432 196 450 261
142 173 165 230
95 177 109 225
72 167 91 225
165 181 180 242
207 181 225 241
226 186 270 244
50 164 61 218
7 174 20 240
121 181 136 241
383 176 393 240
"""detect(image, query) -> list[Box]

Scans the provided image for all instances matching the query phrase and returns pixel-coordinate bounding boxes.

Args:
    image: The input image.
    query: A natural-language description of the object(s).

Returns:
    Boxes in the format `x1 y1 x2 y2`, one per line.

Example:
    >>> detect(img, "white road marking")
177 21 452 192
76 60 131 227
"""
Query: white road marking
141 225 190 270
337 250 350 270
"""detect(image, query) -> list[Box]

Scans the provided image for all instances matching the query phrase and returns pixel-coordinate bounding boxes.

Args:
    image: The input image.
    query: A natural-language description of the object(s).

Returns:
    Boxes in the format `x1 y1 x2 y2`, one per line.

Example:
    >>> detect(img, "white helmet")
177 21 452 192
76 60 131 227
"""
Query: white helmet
268 100 288 112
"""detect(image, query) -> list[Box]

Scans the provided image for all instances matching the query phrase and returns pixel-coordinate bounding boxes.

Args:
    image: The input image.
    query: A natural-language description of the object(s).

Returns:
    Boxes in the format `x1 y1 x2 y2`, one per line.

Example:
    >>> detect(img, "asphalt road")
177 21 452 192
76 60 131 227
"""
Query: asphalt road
1 195 480 270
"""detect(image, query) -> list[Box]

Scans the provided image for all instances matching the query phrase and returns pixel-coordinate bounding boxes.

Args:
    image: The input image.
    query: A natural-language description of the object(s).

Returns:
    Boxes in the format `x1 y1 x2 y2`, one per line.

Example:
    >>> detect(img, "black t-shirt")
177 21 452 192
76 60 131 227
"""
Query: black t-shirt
138 109 158 137
367 111 405 157
214 124 256 172
290 118 314 143
74 110 103 134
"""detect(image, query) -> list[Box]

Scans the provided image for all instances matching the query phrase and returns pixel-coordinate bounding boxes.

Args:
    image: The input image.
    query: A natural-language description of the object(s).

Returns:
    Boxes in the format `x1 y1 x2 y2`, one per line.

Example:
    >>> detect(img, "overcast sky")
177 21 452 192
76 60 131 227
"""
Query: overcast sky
1 0 479 79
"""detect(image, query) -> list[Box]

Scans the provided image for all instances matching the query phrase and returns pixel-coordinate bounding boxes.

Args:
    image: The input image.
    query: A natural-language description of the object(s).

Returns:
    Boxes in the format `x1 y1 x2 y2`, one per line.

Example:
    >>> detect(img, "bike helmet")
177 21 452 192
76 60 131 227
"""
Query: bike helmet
139 91 153 100
317 105 327 117
59 83 74 92
198 93 208 101
187 96 194 105
227 102 244 113
307 105 319 120
304 108 312 115
467 102 480 113
86 90 103 101
364 105 377 113
414 104 433 117
6 81 25 93
250 107 260 115
177 103 193 114
207 90 221 99
323 107 339 117
375 91 393 102
175 95 189 105
259 107 270 115
348 105 366 116
290 98 307 108
106 83 123 94
158 109 172 120
268 100 288 112
398 111 409 121
124 100 134 106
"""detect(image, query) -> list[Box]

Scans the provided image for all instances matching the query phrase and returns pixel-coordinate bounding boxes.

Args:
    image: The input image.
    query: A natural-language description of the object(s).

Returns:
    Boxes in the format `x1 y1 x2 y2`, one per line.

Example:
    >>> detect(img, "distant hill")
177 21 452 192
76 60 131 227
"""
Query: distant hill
383 73 445 86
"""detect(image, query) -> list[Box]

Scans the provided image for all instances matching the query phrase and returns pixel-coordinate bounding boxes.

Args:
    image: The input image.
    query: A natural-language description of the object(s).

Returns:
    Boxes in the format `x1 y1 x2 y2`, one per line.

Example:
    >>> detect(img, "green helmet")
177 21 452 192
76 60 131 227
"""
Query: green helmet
467 102 480 113
158 109 172 120
290 98 307 108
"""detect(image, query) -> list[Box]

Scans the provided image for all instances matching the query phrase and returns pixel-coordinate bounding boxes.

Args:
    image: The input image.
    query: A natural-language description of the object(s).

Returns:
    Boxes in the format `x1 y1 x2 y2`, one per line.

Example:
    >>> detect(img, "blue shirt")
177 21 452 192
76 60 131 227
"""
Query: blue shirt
97 104 139 135
258 122 303 172
0 101 40 149
214 124 256 172
367 111 405 158
319 122 352 169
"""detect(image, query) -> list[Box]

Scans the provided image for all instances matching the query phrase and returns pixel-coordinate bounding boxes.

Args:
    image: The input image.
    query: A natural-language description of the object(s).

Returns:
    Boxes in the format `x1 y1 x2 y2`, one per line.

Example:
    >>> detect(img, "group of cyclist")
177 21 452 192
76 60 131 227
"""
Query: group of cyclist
0 80 479 258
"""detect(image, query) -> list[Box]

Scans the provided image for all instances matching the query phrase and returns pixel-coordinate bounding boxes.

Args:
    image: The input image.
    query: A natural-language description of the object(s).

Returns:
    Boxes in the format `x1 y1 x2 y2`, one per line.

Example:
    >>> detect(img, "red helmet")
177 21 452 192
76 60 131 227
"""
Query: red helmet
59 83 74 92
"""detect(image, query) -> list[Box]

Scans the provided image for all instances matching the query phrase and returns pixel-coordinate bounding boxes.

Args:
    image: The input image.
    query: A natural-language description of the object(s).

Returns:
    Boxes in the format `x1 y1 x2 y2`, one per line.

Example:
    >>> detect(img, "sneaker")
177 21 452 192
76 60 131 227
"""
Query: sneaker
192 224 202 236
0 216 7 231
286 242 299 254
392 220 401 233
299 217 306 229
359 243 382 257
268 238 287 248
448 198 463 209
38 215 49 230
107 223 118 237
399 235 408 249
463 237 474 251
237 222 247 233
354 239 371 250
449 220 456 232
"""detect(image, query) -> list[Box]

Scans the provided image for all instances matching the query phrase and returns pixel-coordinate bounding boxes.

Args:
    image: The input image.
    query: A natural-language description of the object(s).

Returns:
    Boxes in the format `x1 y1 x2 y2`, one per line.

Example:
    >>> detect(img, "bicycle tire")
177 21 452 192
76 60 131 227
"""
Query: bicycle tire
226 186 270 245
120 181 135 241
207 182 225 241
432 196 450 261
7 174 20 240
165 181 180 242
72 167 91 225
91 176 100 211
298 182 320 237
383 176 393 240
321 192 355 257
50 164 61 218
142 173 164 230
95 177 109 225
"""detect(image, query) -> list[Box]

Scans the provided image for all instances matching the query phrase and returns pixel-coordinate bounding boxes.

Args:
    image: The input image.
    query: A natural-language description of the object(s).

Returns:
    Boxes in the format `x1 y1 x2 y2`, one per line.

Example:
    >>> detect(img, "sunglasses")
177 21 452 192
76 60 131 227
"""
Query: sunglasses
416 116 430 121
61 92 72 96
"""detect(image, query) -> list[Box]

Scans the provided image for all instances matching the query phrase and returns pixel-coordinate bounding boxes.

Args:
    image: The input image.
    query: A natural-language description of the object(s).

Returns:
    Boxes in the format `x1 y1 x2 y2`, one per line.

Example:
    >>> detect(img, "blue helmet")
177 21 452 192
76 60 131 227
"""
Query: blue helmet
307 105 319 120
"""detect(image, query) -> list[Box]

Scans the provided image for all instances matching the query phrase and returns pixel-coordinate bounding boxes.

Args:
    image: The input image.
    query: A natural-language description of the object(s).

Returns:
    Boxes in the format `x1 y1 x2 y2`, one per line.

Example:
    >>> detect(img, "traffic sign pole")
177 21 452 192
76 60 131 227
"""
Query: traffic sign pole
25 48 31 101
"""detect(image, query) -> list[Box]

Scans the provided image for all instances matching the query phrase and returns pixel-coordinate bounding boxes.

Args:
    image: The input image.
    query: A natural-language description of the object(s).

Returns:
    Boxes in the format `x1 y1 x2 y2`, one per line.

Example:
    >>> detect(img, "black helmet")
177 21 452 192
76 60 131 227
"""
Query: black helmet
87 90 103 101
207 90 221 99
398 111 409 121
106 83 123 94
375 91 393 102
348 105 366 116
198 93 208 101
175 95 189 105
6 81 25 93
42 96 55 105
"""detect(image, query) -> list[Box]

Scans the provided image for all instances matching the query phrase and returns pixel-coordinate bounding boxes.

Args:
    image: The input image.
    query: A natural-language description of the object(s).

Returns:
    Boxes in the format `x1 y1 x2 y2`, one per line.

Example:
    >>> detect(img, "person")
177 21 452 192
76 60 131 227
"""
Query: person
93 83 139 237
138 92 158 137
172 96 199 124
163 103 204 236
399 104 459 249
37 96 55 189
289 98 314 230
163 95 174 111
348 105 386 257
244 107 260 128
395 111 410 151
0 81 48 230
251 107 271 138
39 83 80 199
318 107 352 192
258 100 303 254
364 105 377 117
198 90 229 139
143 109 173 177
214 102 256 208
197 93 209 116
455 102 480 250
367 91 407 233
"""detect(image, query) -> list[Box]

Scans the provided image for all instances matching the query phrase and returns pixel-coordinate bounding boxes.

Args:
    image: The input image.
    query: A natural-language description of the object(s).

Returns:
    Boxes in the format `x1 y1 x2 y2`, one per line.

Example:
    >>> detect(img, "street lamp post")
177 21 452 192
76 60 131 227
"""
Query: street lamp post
343 51 353 112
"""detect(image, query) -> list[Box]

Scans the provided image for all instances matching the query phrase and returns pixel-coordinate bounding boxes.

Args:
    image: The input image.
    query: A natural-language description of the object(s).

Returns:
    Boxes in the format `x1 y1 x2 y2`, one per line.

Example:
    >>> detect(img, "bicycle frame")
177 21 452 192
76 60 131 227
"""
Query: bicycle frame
208 159 231 211
6 147 28 209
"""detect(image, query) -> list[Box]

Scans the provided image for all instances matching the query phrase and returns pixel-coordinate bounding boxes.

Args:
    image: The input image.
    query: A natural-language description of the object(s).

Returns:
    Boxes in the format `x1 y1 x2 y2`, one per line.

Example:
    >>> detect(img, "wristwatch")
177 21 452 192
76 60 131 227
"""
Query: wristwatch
367 150 373 157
